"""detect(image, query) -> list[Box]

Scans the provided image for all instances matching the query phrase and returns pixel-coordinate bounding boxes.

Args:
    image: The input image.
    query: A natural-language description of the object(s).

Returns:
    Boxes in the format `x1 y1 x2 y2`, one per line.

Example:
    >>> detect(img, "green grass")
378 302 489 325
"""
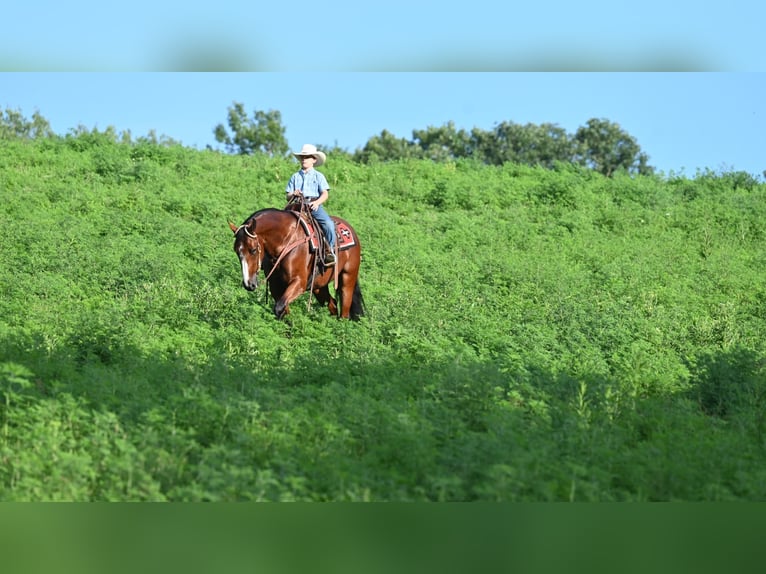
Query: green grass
1 136 765 500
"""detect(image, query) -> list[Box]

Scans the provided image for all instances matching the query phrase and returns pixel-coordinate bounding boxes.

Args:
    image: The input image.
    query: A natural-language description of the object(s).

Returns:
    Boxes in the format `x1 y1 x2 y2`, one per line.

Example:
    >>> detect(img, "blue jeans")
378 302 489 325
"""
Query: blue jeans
312 205 336 248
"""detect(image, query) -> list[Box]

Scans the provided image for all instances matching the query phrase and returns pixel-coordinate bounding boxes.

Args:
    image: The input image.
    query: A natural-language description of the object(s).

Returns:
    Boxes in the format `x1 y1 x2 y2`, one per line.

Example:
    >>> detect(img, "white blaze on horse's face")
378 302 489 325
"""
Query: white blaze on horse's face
238 244 254 289
232 225 261 291
237 242 261 291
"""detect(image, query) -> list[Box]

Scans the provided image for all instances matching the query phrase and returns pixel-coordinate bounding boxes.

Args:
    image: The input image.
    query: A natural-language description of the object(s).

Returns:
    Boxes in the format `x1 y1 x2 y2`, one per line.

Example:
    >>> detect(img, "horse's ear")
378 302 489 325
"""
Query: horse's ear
228 221 238 234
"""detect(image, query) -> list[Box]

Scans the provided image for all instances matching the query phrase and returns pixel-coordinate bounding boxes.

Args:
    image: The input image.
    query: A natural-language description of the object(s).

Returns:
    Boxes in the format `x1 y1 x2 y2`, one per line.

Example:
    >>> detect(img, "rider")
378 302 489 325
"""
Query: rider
285 144 336 266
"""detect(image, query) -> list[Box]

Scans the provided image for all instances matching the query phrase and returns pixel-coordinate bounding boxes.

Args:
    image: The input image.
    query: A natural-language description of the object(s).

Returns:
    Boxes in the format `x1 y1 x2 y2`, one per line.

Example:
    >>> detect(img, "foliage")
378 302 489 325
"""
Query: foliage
481 121 575 168
1 134 766 501
1 107 54 140
0 106 679 179
213 102 289 157
353 118 657 178
412 121 475 162
354 129 422 164
573 117 653 176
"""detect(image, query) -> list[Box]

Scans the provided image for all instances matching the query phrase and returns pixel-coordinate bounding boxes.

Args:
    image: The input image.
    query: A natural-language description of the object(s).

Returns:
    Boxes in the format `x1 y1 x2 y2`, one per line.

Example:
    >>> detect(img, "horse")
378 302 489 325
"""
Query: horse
228 204 365 320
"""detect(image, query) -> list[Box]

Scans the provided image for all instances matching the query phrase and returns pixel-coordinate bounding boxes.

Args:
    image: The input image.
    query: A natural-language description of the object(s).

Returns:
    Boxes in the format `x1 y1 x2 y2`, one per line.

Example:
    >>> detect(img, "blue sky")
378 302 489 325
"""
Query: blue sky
2 2 764 72
3 73 764 177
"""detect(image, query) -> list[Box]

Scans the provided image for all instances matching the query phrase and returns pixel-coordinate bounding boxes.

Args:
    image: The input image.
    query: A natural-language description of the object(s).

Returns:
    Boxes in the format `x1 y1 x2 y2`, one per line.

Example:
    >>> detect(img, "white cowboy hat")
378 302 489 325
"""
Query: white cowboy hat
292 144 326 166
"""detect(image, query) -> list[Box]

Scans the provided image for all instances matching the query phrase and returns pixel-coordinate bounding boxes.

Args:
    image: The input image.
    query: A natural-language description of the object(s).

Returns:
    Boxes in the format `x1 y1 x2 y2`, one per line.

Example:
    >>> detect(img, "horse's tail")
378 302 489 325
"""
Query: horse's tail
350 282 366 321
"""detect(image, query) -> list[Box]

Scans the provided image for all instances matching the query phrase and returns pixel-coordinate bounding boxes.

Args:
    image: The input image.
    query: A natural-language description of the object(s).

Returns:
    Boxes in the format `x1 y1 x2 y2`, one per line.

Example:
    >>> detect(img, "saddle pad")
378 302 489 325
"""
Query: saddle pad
336 221 356 251
289 211 356 252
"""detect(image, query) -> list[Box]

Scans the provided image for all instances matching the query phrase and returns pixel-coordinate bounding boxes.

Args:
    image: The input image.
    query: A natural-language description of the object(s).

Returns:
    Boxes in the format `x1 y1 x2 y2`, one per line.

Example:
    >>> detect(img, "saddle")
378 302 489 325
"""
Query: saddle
284 197 335 268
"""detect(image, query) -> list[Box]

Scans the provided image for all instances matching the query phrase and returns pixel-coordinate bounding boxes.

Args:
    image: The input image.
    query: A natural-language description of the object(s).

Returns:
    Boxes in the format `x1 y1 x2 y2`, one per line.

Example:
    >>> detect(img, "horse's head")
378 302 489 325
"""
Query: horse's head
229 219 262 291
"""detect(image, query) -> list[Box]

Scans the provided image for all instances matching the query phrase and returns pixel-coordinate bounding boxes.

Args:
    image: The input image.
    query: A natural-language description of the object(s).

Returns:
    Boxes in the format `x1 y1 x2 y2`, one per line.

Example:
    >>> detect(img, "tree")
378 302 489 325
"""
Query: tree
411 121 474 161
573 118 654 177
319 143 353 161
354 129 419 163
213 102 288 156
528 123 577 168
480 121 575 168
351 115 655 176
1 107 54 140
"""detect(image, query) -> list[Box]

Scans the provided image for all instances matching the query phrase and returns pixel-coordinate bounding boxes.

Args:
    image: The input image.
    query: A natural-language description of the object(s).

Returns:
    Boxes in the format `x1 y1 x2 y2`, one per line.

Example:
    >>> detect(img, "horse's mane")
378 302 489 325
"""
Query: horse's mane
244 207 286 223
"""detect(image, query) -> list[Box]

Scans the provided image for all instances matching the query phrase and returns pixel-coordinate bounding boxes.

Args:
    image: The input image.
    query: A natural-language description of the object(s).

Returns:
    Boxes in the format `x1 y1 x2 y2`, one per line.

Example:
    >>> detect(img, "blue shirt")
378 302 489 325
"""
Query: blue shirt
285 169 330 199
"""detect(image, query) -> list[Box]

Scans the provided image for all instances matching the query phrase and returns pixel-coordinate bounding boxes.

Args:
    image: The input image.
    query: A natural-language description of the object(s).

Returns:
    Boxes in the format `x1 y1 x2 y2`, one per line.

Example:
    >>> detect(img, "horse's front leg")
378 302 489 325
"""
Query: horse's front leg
274 279 306 320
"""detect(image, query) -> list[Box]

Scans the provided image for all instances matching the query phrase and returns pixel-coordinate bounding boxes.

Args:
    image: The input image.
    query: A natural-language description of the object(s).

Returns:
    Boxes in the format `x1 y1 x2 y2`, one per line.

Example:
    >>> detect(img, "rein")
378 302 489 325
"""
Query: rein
236 222 309 284
264 235 310 283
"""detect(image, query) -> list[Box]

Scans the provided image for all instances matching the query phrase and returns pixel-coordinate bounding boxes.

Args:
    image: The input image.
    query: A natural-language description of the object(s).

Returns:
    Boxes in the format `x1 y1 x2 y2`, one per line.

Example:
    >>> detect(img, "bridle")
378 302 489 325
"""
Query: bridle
238 224 257 240
235 224 263 281
236 221 309 285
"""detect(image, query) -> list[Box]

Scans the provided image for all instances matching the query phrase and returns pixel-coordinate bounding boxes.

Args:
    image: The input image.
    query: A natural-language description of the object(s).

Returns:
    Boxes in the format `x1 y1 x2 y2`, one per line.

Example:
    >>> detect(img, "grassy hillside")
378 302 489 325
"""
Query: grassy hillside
1 135 765 500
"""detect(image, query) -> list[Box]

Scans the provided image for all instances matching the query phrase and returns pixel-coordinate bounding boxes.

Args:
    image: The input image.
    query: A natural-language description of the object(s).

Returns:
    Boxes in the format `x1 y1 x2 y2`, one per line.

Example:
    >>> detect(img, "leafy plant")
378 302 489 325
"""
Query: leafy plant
1 136 765 500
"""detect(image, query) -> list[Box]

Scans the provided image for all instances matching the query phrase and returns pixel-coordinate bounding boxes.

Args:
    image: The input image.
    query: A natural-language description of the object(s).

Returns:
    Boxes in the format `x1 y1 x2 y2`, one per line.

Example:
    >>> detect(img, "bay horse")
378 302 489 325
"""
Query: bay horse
229 204 365 320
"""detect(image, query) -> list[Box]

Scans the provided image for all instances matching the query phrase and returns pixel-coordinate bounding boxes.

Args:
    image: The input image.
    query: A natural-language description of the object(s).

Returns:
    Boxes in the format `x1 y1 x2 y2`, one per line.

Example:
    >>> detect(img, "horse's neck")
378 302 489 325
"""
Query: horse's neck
257 213 300 254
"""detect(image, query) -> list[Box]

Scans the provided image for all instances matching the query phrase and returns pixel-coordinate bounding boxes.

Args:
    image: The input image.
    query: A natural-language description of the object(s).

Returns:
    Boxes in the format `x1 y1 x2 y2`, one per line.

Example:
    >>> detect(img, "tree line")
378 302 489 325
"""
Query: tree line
212 102 654 177
4 103 653 177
